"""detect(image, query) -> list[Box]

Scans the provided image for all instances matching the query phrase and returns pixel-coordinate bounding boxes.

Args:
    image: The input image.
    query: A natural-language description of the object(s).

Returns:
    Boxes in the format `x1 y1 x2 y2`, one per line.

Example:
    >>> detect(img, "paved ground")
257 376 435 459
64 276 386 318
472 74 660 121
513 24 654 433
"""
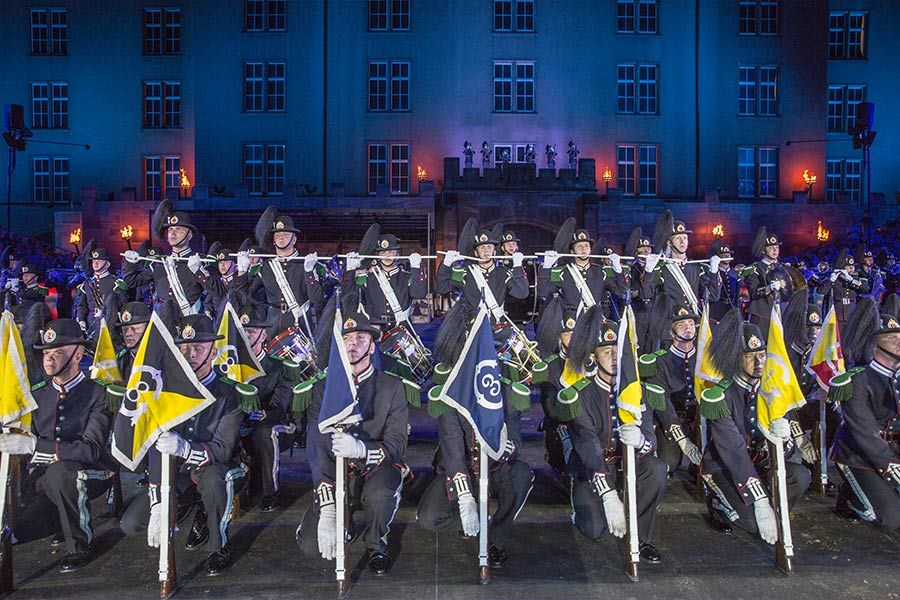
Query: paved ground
8 407 900 599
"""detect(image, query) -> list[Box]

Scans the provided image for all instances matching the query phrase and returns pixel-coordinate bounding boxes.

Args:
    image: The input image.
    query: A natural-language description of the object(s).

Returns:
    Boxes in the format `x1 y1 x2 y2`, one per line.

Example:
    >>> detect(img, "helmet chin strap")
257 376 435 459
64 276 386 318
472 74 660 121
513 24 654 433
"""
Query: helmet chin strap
192 344 217 374
672 331 696 343
170 229 192 250
274 234 296 251
597 362 616 378
877 343 900 363
47 347 79 379
350 342 374 366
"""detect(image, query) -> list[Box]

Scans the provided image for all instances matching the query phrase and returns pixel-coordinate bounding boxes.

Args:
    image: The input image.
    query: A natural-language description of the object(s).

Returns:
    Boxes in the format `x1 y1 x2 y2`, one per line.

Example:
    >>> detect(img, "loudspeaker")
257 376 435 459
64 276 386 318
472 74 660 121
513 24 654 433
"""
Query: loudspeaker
855 102 875 132
3 104 25 132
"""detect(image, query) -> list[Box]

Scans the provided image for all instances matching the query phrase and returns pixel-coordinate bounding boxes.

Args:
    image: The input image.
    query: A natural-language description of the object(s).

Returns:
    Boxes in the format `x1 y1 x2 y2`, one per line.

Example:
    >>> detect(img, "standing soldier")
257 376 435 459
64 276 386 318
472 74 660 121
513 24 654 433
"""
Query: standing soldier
202 241 239 315
73 242 127 338
8 262 49 310
495 227 536 327
743 227 792 340
707 239 739 323
818 249 868 332
855 246 885 304
623 227 654 350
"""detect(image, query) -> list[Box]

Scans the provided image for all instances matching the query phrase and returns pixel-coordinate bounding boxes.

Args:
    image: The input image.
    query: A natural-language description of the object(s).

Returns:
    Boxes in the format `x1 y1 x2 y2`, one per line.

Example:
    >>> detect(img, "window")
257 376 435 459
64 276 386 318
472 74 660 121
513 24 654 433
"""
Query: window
739 1 778 35
367 143 409 194
616 144 657 197
143 8 181 55
244 0 286 31
30 8 67 55
827 84 866 132
738 65 778 116
738 146 778 198
243 62 285 112
32 156 68 204
493 61 535 113
494 0 534 32
368 0 410 31
826 159 862 203
368 61 410 112
617 64 657 115
143 81 181 128
30 82 68 129
829 11 867 59
143 155 181 201
242 143 285 196
490 143 535 164
617 0 657 34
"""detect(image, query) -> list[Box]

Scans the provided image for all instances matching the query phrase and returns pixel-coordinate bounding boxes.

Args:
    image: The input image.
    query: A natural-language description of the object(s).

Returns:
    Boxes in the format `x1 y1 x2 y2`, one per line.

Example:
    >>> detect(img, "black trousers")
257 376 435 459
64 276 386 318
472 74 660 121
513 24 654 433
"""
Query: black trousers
120 463 246 552
416 459 534 551
655 425 683 473
570 455 667 543
242 421 293 497
14 461 112 554
705 462 810 534
297 464 404 556
838 463 900 530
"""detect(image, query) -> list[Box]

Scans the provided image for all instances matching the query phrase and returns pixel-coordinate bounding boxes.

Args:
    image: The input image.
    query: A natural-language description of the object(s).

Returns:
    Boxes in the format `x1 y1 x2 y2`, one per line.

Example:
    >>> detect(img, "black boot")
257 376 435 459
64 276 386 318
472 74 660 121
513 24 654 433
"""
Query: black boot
705 493 733 534
50 532 65 548
59 545 94 573
367 550 390 575
488 544 508 567
185 507 209 550
205 545 233 577
260 494 280 513
639 542 662 564
834 483 861 522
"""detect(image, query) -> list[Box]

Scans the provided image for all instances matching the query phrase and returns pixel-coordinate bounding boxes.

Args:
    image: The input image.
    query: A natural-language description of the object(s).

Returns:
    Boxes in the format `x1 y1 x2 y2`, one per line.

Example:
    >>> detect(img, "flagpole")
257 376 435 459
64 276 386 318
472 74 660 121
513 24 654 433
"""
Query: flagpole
623 444 640 582
478 446 489 585
159 455 176 599
814 394 828 493
0 452 13 595
335 453 348 596
771 439 794 575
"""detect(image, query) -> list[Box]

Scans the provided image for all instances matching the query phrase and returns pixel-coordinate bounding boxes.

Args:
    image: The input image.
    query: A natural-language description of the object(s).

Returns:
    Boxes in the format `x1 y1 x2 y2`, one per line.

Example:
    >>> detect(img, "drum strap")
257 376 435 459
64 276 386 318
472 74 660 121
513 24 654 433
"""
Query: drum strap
372 267 410 324
469 265 506 322
162 256 196 316
665 261 699 313
270 258 310 327
566 263 597 316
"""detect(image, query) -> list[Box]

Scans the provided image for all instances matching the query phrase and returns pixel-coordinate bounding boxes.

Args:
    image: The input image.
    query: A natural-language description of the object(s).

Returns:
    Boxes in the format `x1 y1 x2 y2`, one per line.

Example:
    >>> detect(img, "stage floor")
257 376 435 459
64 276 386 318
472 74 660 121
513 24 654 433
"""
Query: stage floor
10 407 897 599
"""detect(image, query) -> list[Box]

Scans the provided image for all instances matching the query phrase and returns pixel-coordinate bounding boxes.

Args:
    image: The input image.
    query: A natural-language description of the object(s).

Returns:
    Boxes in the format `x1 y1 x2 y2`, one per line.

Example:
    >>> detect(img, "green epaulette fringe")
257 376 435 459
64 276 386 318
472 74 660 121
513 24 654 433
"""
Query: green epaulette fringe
700 380 732 420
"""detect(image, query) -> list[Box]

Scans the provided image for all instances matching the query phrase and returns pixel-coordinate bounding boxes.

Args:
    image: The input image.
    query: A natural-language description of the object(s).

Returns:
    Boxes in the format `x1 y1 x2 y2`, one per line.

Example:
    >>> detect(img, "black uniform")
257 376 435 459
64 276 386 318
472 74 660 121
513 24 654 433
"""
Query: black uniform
435 261 528 338
73 272 126 336
702 377 810 534
818 273 869 329
629 261 655 349
648 346 699 472
417 392 533 551
123 247 209 311
298 366 409 556
831 360 900 529
341 262 428 327
120 372 245 552
537 262 628 319
565 375 666 542
539 353 573 473
708 267 740 323
14 372 113 555
743 260 793 338
235 252 324 327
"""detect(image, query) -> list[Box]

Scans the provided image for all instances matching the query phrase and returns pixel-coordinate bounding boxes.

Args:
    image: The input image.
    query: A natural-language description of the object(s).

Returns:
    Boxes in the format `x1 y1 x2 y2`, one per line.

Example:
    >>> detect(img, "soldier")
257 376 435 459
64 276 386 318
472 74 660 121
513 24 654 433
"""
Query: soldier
1 318 112 572
707 239 740 323
202 242 239 315
855 246 885 304
646 304 704 474
818 249 868 332
7 262 48 309
296 311 409 575
556 306 667 563
538 217 627 319
235 207 323 337
743 227 792 340
700 309 811 540
108 299 153 386
123 201 211 315
832 297 900 527
495 228 536 326
623 227 654 349
73 243 127 338
119 314 245 576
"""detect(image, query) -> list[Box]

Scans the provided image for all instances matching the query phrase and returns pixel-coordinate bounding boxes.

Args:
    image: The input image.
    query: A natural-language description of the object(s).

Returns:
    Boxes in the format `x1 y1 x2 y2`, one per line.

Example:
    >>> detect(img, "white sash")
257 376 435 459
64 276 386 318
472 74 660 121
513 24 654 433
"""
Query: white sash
468 265 505 321
162 256 195 316
566 263 598 315
269 258 310 325
372 266 410 324
665 261 699 313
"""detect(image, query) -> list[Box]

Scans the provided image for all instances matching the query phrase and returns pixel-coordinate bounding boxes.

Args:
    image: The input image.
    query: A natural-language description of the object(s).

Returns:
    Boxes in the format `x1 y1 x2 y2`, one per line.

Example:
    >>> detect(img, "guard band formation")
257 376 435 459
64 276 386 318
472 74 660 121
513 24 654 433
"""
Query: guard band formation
0 201 898 597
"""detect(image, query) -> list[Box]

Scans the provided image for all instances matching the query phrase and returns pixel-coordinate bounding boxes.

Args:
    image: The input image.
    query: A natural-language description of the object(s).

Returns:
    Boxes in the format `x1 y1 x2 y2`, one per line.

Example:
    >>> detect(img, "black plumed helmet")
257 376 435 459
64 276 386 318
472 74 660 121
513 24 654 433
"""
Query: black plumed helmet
708 308 748 380
553 217 577 254
359 223 382 256
843 297 880 364
457 217 480 258
434 300 473 365
783 290 810 348
566 305 607 375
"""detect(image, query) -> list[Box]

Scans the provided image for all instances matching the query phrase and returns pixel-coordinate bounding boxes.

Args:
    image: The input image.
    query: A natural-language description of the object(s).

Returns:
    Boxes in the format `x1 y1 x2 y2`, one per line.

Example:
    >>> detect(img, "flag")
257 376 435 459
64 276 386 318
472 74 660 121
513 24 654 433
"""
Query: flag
90 317 124 386
616 306 643 425
805 304 845 391
0 311 38 427
432 305 508 458
111 311 217 471
317 303 362 433
694 303 721 400
758 304 807 439
213 302 264 385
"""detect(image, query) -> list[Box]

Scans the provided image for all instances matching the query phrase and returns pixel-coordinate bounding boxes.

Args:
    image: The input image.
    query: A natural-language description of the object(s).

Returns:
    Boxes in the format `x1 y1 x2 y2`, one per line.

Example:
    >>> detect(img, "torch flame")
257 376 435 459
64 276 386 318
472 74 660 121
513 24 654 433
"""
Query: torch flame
69 227 81 245
817 220 830 242
120 225 134 241
417 165 428 181
180 168 191 190
712 224 725 238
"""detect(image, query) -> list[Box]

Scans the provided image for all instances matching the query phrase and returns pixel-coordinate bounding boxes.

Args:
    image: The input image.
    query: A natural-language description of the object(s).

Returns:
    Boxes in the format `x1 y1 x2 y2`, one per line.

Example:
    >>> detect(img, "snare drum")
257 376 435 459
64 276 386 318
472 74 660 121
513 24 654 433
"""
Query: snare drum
380 326 433 385
267 326 320 381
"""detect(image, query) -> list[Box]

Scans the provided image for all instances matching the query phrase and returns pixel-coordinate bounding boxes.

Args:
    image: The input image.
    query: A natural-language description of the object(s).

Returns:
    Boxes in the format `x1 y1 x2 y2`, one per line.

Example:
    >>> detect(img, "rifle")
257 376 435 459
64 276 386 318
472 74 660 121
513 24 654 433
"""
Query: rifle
0 452 16 596
335 449 349 596
478 445 490 585
810 395 829 494
768 439 794 575
159 455 177 598
623 444 640 582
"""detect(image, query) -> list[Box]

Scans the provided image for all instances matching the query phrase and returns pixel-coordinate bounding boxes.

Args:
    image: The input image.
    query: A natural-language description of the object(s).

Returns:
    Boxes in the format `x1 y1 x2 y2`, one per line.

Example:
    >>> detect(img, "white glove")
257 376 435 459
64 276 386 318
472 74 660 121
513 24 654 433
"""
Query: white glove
618 423 645 448
317 504 337 560
78 319 88 332
542 250 559 269
304 252 318 273
768 280 782 293
236 251 250 274
644 254 660 273
123 250 140 264
511 252 524 268
248 410 267 422
187 254 201 274
457 491 480 537
753 498 778 545
829 270 840 282
0 433 36 455
155 431 190 459
345 251 362 271
442 250 460 267
677 438 703 466
769 418 791 441
8 278 19 292
795 432 819 464
331 432 367 459
147 490 162 548
408 252 422 269
609 253 622 273
709 255 721 274
602 492 627 538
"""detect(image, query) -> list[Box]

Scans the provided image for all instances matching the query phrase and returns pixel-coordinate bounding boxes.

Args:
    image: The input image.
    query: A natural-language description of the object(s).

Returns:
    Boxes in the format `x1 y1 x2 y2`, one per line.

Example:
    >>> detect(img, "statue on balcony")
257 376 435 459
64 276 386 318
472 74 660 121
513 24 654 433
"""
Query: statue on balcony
481 141 492 167
545 144 557 169
524 144 536 164
567 140 579 170
463 140 475 168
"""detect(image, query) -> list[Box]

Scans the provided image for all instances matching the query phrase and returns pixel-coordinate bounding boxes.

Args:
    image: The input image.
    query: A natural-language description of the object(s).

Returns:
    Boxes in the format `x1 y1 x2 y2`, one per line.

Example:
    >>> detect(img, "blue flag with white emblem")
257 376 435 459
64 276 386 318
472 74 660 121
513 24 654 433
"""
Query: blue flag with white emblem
434 305 507 458
317 304 363 433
